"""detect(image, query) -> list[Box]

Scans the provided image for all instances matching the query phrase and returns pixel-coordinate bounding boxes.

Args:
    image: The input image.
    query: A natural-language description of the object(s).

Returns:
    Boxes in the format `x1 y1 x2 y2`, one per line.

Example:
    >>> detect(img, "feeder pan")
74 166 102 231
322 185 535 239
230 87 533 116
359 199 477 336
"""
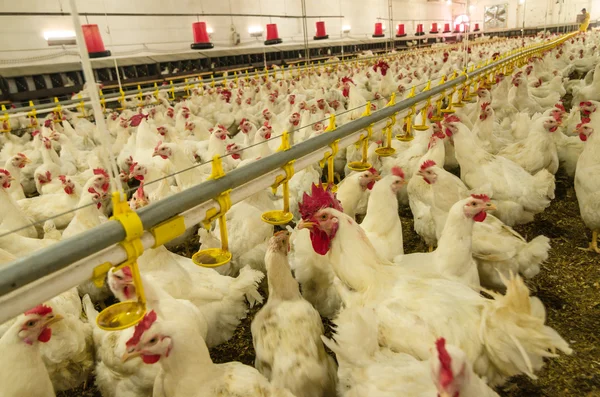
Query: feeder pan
430 23 439 34
440 108 456 114
375 147 396 156
82 24 111 58
97 301 146 331
443 23 451 33
347 161 372 171
261 210 294 225
413 124 430 131
322 182 338 193
314 21 329 40
454 102 465 108
430 115 443 122
373 22 385 38
415 24 425 36
192 248 232 268
396 24 407 37
191 22 214 50
396 134 414 142
265 24 283 45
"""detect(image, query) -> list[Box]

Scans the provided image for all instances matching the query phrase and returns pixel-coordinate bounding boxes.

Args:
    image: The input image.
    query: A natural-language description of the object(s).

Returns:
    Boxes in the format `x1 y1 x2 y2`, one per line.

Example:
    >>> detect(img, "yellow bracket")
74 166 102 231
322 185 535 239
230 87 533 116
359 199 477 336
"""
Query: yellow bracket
76 95 85 118
137 85 143 105
98 90 106 112
245 70 250 82
153 82 159 101
1 105 10 133
319 139 340 167
271 161 295 191
202 189 232 230
207 155 226 180
27 100 38 126
92 191 144 288
53 97 63 122
150 216 186 248
118 89 126 110
276 131 291 152
324 114 336 132
169 81 175 100
184 79 190 97
210 74 216 88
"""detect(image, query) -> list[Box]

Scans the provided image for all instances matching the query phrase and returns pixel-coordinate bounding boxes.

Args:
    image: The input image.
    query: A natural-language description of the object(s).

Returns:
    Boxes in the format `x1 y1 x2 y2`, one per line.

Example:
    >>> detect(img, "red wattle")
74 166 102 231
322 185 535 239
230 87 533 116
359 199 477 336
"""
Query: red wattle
445 128 453 137
264 133 271 139
473 211 487 222
367 181 375 190
38 327 52 343
579 133 587 141
310 230 332 256
141 354 161 364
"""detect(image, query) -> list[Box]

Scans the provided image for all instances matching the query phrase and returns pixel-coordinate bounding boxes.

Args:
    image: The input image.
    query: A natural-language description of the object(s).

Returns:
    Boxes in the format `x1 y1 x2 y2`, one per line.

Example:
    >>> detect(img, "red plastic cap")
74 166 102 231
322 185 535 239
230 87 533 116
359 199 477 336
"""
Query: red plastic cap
266 24 280 41
397 24 405 35
315 21 327 37
374 22 383 35
192 22 210 44
82 24 106 53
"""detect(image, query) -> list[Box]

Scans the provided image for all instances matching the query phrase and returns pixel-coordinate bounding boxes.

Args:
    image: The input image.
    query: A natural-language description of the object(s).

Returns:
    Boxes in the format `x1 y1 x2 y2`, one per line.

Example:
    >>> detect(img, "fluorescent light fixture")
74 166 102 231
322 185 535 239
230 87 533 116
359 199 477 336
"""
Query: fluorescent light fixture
43 30 75 40
207 27 214 34
469 4 475 11
43 30 76 46
249 25 264 37
342 25 351 33
446 0 452 5
382 24 386 31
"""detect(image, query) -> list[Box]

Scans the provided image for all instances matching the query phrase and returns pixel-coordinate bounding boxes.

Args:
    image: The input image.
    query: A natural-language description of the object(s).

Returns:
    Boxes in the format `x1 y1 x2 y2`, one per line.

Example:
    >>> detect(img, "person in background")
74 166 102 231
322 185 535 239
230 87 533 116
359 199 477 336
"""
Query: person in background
579 8 590 31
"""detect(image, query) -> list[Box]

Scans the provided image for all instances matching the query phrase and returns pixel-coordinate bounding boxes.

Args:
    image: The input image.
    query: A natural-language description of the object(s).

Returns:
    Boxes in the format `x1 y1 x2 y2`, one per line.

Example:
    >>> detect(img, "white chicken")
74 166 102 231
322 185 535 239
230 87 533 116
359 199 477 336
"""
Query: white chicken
252 231 337 397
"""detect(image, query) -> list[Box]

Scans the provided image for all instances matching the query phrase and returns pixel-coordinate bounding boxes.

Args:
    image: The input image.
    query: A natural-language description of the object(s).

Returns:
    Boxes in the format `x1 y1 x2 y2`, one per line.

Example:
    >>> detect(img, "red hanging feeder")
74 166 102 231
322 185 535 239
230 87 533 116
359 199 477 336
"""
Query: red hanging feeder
191 22 214 50
82 24 111 58
443 23 451 33
396 24 407 37
373 22 385 38
265 23 283 45
314 21 328 40
415 24 425 36
453 24 461 33
473 23 481 32
430 23 439 34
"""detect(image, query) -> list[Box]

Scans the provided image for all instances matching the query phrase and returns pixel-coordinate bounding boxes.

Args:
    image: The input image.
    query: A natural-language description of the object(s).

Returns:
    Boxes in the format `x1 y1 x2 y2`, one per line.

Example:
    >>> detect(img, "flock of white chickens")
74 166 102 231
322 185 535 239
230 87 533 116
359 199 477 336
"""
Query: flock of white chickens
0 29 599 397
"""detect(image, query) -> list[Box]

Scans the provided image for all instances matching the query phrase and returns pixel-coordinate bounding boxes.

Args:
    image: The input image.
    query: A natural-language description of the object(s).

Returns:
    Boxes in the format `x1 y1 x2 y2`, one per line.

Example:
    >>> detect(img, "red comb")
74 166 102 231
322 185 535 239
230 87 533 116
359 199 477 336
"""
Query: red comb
121 266 133 278
45 171 52 181
391 166 405 179
555 103 565 112
129 162 138 174
32 130 40 137
126 310 158 348
93 168 109 178
444 115 461 123
471 194 490 202
368 167 379 175
420 160 436 170
154 140 163 152
432 130 445 140
0 169 10 176
481 102 490 110
58 175 67 183
25 304 53 317
436 338 454 389
299 183 343 221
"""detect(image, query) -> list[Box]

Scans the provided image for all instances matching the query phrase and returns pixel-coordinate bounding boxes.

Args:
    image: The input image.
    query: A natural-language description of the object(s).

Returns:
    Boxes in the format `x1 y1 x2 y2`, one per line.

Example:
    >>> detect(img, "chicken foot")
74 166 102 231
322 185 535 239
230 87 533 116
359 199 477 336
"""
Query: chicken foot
578 230 600 254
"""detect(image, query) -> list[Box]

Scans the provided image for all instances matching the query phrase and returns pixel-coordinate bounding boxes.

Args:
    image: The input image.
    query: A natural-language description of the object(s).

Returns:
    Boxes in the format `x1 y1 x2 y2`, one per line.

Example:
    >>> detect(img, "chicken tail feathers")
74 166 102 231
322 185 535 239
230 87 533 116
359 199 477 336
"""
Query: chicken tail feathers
516 235 550 279
479 273 572 385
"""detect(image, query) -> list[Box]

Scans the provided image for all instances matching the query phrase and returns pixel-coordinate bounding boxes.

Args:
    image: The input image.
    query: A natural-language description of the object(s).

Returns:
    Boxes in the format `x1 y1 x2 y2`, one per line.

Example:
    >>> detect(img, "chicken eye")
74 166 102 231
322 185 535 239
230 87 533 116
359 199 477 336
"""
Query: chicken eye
26 320 37 327
148 337 158 344
115 275 123 280
320 214 328 220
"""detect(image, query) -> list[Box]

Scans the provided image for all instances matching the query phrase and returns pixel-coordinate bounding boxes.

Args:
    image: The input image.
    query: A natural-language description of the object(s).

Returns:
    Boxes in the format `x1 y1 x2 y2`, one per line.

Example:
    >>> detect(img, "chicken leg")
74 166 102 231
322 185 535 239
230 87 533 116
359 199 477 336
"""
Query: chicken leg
578 230 600 254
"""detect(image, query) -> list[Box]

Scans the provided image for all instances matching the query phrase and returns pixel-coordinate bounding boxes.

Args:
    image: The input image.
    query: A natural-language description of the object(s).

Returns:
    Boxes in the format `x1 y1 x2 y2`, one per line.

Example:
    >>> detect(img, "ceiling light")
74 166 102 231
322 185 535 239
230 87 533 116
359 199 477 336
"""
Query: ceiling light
43 30 76 46
207 27 214 34
249 25 264 37
342 25 351 33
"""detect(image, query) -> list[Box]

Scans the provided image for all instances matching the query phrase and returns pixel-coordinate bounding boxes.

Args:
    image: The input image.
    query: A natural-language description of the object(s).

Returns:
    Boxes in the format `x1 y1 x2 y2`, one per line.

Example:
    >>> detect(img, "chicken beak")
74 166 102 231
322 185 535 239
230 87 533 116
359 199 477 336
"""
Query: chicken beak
152 151 160 157
485 203 497 211
438 392 452 397
43 314 64 327
23 158 31 164
121 350 142 363
374 174 382 181
297 220 316 230
7 175 15 182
